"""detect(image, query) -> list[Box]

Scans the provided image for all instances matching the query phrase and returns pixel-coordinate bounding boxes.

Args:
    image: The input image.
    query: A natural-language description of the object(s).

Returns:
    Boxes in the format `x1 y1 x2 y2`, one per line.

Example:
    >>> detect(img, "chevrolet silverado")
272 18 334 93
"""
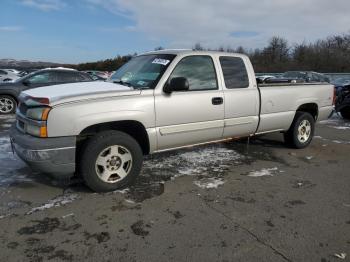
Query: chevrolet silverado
10 50 334 192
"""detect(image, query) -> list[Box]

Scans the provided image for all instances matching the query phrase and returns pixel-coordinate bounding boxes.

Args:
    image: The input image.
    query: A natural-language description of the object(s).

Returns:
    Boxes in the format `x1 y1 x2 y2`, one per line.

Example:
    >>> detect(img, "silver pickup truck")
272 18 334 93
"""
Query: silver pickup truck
10 50 334 192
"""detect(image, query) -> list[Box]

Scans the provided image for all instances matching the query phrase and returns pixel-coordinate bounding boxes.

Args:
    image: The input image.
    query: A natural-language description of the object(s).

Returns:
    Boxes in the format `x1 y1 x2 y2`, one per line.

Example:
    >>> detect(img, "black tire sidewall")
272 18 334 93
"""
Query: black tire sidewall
80 131 143 192
291 112 315 149
340 108 350 120
0 95 17 114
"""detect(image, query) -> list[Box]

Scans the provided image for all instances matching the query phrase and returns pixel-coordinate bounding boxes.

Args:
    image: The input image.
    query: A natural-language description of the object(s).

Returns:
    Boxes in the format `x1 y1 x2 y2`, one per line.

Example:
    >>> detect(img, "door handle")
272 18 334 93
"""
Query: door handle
212 97 223 105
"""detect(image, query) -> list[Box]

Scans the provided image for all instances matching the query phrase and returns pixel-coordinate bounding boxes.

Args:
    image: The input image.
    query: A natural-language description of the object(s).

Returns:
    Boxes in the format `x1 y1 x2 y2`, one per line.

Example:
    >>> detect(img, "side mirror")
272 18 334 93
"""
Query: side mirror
164 77 189 94
22 80 30 86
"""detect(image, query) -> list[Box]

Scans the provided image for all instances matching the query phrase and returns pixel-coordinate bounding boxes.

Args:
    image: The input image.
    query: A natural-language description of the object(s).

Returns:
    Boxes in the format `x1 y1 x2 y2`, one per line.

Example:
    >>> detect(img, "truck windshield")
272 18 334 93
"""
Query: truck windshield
109 54 176 89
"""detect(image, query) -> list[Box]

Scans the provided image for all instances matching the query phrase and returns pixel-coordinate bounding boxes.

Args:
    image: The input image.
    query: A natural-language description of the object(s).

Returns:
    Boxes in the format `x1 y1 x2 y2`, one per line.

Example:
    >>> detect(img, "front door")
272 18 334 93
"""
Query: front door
155 55 224 150
24 71 58 89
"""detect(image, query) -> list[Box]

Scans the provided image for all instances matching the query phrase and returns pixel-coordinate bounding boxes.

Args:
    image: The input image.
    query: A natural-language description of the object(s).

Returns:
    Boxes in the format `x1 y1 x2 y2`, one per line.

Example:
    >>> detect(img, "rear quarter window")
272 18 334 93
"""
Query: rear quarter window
219 57 249 89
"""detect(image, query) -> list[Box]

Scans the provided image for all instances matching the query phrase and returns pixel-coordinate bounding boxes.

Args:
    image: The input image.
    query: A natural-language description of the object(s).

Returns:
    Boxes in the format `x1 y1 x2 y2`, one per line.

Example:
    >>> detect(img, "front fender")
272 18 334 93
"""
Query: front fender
47 95 155 137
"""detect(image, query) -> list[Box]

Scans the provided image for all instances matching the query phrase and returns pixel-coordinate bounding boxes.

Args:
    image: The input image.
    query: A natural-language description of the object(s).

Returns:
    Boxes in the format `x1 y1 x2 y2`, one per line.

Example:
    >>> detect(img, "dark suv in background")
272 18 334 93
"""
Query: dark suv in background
0 68 93 114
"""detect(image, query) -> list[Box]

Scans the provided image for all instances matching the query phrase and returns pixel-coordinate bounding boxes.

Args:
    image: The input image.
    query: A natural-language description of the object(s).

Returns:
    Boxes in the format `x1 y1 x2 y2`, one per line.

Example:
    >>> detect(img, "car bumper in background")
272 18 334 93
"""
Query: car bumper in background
9 125 76 178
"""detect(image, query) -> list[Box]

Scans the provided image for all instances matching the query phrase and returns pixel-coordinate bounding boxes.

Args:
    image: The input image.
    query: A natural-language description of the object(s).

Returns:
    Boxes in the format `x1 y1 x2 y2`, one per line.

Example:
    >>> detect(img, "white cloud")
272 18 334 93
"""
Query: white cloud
0 26 23 32
87 0 350 49
21 0 66 11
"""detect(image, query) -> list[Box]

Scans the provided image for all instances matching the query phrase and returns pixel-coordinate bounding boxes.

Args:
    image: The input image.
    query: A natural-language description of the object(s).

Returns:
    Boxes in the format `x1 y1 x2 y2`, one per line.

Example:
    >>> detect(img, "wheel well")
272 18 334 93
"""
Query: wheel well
296 103 318 120
78 120 150 155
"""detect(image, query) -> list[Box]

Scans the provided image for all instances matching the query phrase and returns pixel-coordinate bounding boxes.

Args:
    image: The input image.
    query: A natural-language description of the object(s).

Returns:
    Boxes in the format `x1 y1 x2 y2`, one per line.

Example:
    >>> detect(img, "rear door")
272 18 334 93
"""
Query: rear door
55 71 81 84
155 55 224 150
218 56 260 138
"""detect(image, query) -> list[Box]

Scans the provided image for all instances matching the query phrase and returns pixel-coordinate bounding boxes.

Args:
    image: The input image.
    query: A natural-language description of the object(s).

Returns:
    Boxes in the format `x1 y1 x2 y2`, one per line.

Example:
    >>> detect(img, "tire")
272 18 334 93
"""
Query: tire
340 108 350 120
0 95 17 114
284 112 315 149
80 131 143 192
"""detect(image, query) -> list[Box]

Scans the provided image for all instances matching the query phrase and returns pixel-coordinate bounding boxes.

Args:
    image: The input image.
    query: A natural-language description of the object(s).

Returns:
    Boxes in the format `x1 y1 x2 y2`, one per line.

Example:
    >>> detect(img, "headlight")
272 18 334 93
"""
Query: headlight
26 125 48 137
26 107 51 121
25 106 50 137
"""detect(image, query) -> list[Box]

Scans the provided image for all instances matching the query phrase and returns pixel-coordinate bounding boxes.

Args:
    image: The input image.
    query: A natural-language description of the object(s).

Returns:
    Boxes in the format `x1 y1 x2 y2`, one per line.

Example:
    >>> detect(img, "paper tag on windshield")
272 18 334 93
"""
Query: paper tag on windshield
152 58 170 66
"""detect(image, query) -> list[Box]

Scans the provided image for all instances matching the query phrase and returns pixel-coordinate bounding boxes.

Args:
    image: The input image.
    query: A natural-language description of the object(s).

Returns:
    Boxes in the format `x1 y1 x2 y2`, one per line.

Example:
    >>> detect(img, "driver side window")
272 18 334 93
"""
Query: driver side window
169 56 218 91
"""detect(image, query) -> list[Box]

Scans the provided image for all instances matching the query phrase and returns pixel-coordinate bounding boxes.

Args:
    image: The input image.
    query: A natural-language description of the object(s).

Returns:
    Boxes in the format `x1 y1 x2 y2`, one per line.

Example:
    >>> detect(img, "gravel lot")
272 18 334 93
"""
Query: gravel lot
0 114 349 262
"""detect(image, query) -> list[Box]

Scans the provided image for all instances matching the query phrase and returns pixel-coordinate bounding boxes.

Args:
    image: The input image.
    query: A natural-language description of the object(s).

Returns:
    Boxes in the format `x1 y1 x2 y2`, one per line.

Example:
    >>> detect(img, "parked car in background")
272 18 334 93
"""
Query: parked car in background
256 75 276 83
282 71 330 83
90 74 106 81
84 70 110 80
3 69 21 74
10 50 334 192
0 69 20 82
0 68 93 114
18 71 31 77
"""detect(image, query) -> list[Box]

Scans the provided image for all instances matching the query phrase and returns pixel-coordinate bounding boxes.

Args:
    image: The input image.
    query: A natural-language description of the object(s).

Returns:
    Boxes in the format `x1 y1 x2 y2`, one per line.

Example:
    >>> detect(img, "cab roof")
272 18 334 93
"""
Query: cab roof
141 49 246 57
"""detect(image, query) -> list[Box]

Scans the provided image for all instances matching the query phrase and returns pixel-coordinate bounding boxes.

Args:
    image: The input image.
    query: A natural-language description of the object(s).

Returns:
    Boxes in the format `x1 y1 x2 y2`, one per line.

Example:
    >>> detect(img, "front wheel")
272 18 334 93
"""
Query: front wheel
284 112 315 149
80 131 143 192
0 95 17 114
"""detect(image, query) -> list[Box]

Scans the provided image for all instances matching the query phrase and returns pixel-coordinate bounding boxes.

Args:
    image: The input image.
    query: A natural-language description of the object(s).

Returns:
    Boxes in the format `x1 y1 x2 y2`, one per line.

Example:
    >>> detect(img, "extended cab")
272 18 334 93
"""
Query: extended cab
10 50 334 192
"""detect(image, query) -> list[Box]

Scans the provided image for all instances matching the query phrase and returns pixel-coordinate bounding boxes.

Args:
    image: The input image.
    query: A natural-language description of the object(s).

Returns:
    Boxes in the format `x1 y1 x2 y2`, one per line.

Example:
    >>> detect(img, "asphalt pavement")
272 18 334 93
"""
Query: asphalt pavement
0 114 349 262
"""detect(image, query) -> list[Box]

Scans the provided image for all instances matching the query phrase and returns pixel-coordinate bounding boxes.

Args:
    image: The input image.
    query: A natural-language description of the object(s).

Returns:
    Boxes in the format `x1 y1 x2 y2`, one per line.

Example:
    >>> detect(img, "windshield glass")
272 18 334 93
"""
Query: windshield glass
109 54 176 89
15 71 37 83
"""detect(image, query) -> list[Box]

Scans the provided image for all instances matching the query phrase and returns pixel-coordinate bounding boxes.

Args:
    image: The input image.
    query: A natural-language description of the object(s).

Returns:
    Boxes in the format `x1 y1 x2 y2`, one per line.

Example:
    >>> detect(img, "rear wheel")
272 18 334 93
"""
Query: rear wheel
0 95 16 114
340 108 350 120
80 131 143 192
284 112 315 149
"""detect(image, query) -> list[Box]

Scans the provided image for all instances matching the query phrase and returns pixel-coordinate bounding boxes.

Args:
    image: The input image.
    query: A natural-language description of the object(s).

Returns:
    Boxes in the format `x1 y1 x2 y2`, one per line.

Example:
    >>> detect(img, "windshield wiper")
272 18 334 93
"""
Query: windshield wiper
113 80 145 90
113 80 133 87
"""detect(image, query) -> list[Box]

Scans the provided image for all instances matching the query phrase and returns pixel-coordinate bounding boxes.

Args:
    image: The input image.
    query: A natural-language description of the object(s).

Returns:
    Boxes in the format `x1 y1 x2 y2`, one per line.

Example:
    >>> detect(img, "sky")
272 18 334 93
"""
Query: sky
0 0 349 64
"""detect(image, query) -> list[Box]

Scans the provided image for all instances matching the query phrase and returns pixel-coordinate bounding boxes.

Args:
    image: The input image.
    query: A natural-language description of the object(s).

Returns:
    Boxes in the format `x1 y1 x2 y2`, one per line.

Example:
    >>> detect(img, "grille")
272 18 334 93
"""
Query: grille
18 102 28 115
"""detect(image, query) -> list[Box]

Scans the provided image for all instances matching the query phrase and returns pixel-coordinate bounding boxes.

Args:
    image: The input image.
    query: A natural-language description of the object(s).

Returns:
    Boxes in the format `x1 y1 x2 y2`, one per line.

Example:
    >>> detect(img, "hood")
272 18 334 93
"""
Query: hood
22 81 140 106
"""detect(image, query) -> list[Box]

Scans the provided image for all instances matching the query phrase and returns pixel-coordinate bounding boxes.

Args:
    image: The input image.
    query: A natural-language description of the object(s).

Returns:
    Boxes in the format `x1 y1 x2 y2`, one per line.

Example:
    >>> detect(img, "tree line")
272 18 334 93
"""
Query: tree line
73 32 350 73
73 54 135 72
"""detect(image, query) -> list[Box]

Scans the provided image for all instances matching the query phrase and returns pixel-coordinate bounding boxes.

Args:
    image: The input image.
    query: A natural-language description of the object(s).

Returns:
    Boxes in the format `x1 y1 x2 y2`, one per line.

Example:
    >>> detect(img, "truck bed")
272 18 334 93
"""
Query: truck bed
256 82 334 133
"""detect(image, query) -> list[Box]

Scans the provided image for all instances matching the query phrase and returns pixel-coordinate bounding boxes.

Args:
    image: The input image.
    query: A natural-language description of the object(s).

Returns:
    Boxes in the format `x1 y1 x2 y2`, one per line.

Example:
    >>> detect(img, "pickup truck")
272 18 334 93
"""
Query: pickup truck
10 50 334 192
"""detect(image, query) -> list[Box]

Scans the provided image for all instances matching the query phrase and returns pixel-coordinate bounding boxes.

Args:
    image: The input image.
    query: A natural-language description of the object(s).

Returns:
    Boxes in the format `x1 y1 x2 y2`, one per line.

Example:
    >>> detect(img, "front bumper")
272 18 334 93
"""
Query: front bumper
10 125 76 178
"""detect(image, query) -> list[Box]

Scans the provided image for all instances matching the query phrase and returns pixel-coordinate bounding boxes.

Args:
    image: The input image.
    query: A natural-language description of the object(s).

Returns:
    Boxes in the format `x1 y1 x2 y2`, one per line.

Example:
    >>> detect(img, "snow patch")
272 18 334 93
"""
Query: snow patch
314 136 350 145
27 194 79 214
331 126 350 130
247 167 280 177
0 115 15 120
1 124 11 128
320 115 350 130
194 177 225 189
143 146 244 178
112 188 129 194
